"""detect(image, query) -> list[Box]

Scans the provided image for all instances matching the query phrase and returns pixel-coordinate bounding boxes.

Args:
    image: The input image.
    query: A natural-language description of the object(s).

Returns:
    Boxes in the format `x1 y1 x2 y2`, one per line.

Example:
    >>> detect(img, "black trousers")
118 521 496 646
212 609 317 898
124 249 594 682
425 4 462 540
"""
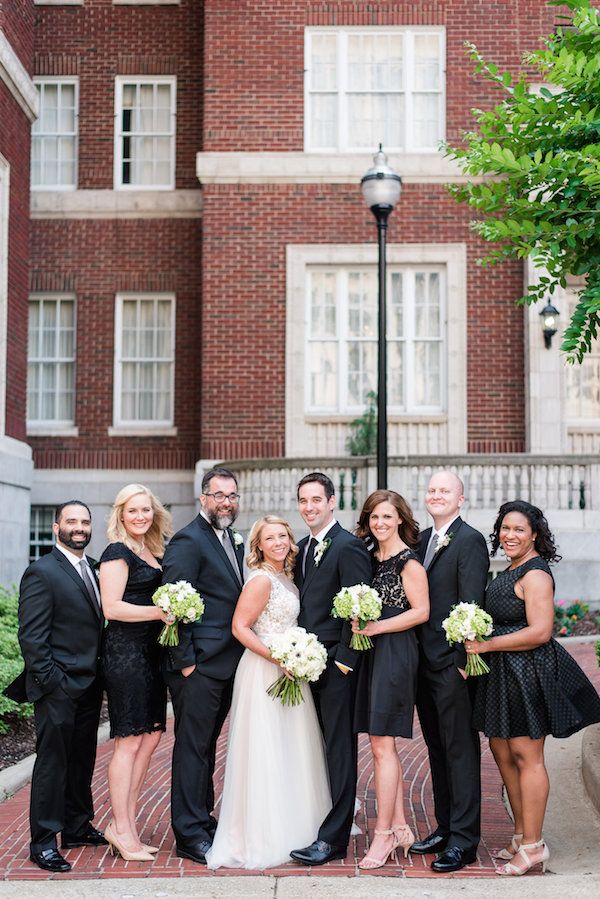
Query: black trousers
166 667 233 845
310 657 358 849
30 678 103 852
416 663 481 849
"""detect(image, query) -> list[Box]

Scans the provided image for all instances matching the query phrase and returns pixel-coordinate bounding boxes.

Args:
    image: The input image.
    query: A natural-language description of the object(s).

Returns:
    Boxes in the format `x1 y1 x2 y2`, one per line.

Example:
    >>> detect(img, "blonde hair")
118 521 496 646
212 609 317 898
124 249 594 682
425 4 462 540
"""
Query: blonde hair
246 515 298 578
107 483 173 558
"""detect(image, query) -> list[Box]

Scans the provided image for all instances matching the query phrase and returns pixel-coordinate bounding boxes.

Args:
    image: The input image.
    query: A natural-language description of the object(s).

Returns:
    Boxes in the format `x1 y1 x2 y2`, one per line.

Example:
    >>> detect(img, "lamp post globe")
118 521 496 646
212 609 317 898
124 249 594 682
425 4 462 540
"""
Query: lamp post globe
361 146 401 488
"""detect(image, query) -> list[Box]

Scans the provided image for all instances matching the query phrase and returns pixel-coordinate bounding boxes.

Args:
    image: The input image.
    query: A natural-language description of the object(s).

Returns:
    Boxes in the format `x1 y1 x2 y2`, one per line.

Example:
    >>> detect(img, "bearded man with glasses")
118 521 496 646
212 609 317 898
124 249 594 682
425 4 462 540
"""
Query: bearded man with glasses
162 467 245 865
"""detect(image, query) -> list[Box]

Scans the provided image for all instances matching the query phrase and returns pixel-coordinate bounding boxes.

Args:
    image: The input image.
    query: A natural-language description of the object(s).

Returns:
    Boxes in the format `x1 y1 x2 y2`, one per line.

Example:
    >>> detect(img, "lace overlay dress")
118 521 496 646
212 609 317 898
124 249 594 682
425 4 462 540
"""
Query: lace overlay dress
206 569 332 870
99 542 167 738
472 557 600 739
354 549 419 737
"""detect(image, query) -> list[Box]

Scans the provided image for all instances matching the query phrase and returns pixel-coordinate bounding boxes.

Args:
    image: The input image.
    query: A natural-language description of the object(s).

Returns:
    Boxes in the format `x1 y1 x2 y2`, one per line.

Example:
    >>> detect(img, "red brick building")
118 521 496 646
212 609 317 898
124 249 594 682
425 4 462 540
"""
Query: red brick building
5 1 600 595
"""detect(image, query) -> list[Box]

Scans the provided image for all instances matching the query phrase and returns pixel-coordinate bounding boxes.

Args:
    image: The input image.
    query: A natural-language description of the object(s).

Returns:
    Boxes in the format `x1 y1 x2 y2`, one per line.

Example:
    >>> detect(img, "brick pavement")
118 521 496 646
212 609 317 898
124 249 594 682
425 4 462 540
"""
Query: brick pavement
0 641 597 882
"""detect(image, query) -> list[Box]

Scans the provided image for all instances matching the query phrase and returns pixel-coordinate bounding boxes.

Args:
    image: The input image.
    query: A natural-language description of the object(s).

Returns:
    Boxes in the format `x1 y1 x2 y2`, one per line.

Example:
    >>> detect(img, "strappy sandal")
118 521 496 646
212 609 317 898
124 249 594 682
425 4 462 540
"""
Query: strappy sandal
358 828 398 869
496 839 549 876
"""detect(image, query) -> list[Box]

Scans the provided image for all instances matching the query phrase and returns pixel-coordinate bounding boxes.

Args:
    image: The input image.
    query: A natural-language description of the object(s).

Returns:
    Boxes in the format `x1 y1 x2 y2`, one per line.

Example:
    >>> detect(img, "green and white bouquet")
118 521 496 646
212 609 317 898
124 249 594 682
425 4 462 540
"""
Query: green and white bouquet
152 580 205 647
331 583 382 650
442 602 493 676
267 626 328 706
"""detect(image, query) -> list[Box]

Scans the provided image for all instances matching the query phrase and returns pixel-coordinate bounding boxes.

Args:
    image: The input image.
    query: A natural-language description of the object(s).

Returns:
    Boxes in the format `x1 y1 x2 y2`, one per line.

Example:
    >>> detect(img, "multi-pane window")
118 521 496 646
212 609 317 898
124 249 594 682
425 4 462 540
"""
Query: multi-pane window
114 77 176 189
305 27 444 152
114 294 175 426
306 267 445 414
565 293 600 419
27 297 76 425
31 79 78 189
30 506 55 562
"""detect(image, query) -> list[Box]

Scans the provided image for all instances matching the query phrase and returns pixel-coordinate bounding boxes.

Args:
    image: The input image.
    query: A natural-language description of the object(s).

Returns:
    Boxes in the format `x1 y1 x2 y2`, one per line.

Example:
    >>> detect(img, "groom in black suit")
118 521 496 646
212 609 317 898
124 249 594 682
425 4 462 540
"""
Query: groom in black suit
411 471 489 872
5 501 106 872
290 472 371 866
162 467 245 865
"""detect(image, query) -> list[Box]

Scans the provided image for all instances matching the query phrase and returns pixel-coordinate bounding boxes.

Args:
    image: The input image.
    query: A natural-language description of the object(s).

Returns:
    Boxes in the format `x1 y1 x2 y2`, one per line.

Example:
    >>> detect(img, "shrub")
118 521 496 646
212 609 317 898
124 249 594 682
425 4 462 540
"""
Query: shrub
596 640 600 667
554 599 589 637
0 585 32 733
346 391 377 456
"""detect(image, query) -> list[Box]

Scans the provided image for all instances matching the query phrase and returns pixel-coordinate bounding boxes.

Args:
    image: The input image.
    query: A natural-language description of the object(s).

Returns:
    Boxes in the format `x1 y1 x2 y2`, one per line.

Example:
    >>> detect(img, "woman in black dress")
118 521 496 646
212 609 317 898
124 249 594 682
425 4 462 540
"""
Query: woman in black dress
465 500 600 877
99 484 173 861
353 490 429 869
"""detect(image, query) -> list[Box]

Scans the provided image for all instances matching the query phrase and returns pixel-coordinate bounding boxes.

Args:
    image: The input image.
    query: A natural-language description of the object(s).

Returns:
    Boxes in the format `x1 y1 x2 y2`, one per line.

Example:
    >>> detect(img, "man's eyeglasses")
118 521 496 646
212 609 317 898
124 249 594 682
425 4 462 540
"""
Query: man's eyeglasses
204 492 240 503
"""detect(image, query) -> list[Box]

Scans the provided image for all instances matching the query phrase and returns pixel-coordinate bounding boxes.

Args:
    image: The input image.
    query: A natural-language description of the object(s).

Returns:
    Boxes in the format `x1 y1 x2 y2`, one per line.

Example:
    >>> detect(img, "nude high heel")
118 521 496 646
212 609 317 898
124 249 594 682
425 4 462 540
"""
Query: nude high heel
393 823 415 859
358 828 398 869
496 839 549 876
104 822 154 862
141 843 159 854
492 832 523 861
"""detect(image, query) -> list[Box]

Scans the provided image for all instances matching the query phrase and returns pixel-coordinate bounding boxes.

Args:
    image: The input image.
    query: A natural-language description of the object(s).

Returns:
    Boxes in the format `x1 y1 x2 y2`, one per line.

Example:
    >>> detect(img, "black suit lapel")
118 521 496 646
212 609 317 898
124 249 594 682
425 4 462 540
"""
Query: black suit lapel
197 516 242 590
301 522 341 596
426 517 464 572
52 547 102 620
419 527 432 565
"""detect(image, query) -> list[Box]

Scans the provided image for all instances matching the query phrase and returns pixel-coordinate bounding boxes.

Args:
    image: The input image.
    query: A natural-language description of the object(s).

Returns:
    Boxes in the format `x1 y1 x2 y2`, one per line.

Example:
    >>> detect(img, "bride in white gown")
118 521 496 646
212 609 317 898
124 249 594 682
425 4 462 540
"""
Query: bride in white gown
206 516 332 870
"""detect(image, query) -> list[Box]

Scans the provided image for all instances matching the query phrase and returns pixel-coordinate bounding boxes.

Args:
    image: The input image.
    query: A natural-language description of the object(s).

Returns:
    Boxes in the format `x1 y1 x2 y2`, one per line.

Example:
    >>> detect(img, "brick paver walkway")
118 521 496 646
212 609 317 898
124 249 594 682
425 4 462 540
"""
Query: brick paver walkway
0 641 597 882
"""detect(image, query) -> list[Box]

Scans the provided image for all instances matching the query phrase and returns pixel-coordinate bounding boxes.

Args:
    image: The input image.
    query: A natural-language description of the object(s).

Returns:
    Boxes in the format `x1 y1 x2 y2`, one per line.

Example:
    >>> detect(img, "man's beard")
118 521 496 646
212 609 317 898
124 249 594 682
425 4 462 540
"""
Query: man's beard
57 527 91 550
206 507 238 530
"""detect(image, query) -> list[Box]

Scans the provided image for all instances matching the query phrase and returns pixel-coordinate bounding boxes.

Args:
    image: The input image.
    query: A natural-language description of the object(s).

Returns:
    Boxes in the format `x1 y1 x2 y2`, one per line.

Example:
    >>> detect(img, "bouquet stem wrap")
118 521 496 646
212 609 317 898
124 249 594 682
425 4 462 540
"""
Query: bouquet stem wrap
267 627 328 706
152 581 205 646
331 583 382 651
442 602 493 677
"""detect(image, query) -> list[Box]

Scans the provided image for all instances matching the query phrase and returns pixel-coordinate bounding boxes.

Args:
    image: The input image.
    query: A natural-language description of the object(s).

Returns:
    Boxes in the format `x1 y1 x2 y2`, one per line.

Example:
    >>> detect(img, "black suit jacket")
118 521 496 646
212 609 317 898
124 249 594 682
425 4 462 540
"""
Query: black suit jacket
161 514 244 680
417 517 489 671
295 522 372 670
7 547 103 703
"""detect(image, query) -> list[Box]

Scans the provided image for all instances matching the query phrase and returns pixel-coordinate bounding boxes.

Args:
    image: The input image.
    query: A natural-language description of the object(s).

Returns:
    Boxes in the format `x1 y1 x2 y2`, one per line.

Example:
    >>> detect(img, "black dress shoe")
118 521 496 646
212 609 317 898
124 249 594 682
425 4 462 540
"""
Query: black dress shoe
62 825 108 848
431 845 478 872
30 848 72 872
410 832 449 854
175 840 212 865
290 840 347 866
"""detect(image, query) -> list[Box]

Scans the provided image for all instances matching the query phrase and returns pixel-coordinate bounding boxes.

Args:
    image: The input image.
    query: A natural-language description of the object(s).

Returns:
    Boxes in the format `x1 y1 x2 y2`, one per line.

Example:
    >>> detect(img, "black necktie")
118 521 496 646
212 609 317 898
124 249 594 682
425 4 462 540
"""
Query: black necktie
303 537 317 578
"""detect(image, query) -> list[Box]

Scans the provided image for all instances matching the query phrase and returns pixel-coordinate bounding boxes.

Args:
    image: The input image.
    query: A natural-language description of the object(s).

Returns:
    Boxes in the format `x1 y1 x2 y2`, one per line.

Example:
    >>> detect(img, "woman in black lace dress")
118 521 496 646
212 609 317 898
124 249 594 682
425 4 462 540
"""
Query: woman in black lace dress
99 484 173 861
465 501 600 877
353 490 429 870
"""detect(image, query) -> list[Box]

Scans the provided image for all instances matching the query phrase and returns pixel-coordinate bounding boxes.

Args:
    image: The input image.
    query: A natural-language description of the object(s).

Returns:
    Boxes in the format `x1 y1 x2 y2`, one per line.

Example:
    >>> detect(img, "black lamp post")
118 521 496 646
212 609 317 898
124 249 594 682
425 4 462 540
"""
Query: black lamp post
540 300 560 349
361 145 401 488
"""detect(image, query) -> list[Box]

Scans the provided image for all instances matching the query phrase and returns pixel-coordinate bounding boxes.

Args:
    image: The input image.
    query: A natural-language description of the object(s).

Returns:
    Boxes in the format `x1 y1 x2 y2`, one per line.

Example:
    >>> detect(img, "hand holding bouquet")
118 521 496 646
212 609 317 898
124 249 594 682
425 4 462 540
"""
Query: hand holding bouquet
442 602 493 675
152 581 205 646
331 583 382 650
267 627 327 706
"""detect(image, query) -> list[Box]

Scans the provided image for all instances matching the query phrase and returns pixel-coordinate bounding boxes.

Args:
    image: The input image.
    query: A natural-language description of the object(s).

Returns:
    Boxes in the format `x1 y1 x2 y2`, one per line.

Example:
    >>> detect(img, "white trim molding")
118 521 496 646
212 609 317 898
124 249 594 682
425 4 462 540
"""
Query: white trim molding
0 32 39 122
286 242 467 458
0 155 8 435
31 189 202 219
196 151 469 185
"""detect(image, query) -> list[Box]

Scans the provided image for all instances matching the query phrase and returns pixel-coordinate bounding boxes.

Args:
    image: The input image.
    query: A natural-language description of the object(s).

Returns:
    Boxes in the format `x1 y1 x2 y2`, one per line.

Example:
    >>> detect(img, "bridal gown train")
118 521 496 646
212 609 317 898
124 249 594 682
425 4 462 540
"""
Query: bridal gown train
206 568 332 869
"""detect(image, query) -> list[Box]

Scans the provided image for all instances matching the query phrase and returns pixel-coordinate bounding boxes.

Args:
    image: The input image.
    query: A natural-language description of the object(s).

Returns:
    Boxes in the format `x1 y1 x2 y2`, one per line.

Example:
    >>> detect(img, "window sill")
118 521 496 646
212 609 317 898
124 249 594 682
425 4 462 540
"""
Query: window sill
108 426 177 437
304 414 448 424
27 425 78 437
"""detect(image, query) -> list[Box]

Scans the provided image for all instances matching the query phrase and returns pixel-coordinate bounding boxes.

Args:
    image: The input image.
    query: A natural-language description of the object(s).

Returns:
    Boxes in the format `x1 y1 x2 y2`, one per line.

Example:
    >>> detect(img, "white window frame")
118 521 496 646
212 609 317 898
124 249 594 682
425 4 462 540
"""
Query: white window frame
30 505 55 562
27 293 77 431
31 77 79 191
112 292 176 431
305 265 446 416
114 76 176 190
304 26 446 153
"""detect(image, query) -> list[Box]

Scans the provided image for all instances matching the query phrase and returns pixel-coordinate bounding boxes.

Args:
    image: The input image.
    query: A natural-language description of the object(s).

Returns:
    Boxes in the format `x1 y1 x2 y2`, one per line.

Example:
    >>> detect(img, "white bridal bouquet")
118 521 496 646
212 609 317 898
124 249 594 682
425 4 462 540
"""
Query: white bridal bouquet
152 580 205 647
331 583 382 650
267 627 328 706
442 602 494 676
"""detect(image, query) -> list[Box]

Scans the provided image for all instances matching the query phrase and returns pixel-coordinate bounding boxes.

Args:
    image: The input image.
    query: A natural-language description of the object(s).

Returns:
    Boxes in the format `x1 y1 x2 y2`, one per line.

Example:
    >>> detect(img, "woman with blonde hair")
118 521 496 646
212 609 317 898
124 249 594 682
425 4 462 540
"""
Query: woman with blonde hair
207 515 332 869
99 484 173 861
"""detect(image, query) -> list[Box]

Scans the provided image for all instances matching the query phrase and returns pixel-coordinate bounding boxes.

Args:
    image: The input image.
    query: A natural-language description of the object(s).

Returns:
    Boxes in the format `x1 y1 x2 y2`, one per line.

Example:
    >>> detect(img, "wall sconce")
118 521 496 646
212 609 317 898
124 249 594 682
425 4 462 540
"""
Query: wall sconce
540 300 560 348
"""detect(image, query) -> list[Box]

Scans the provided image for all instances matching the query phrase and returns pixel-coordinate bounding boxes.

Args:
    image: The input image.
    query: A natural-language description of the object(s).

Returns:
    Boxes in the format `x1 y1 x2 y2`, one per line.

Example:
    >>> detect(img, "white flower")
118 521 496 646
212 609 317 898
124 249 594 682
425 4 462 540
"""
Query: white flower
232 530 244 547
314 537 331 567
435 532 454 553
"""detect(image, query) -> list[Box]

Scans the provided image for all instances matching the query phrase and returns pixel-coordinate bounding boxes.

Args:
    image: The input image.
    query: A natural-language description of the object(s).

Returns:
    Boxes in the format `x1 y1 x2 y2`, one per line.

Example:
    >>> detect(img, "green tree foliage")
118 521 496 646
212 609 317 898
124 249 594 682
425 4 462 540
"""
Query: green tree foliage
0 585 31 733
346 390 377 456
445 0 600 361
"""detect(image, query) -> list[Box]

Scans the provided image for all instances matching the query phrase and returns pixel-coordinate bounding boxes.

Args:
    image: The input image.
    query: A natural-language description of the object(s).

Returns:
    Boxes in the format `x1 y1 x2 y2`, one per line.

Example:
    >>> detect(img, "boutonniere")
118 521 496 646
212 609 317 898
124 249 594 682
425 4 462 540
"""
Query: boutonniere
314 537 332 567
435 532 454 553
231 529 244 548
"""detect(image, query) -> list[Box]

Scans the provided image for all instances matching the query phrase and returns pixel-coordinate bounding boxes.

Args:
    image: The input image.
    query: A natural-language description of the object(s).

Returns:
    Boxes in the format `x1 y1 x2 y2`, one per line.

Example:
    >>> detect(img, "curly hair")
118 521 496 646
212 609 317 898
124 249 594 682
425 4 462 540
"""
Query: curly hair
246 515 298 577
355 489 420 550
490 500 561 562
106 484 173 558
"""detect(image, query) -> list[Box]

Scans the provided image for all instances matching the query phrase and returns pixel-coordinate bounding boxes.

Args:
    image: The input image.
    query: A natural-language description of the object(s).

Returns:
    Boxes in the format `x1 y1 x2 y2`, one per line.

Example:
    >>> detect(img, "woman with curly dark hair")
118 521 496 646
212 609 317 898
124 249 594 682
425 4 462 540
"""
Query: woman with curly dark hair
465 500 600 877
353 490 429 869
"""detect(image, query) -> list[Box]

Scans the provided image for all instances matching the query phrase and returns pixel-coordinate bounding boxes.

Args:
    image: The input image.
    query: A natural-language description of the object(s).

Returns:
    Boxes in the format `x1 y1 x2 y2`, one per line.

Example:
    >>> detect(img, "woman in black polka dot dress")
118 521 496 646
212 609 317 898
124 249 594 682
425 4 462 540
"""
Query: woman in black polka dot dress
465 500 600 877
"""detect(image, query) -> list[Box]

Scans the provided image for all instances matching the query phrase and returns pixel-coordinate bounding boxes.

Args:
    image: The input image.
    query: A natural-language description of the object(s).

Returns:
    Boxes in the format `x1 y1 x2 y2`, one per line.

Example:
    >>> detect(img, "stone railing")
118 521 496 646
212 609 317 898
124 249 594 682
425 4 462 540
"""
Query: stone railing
221 455 600 521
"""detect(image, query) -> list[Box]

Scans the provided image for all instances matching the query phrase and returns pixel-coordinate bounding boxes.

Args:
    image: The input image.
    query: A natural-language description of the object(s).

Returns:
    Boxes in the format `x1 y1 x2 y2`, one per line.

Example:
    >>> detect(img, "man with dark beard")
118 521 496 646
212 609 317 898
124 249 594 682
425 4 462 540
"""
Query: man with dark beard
6 501 106 872
161 467 245 865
